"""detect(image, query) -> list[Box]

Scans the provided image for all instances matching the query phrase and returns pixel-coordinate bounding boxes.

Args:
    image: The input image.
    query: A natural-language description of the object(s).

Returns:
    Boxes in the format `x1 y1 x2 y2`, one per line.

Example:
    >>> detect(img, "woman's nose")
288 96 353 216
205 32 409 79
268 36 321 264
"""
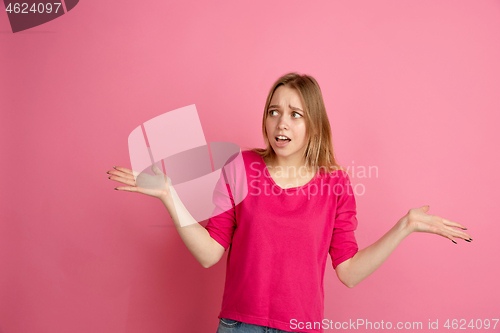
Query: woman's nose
277 116 289 129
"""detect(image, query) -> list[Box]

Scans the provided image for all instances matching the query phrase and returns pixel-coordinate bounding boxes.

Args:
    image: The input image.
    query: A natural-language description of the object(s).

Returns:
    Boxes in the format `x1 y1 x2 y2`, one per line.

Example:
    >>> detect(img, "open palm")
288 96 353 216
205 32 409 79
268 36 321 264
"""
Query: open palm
107 164 172 201
400 206 472 244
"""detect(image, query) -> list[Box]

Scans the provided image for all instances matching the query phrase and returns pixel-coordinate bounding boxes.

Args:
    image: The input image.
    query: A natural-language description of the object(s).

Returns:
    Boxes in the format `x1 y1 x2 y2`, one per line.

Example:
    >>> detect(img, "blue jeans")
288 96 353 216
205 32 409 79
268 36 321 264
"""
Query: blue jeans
216 318 297 333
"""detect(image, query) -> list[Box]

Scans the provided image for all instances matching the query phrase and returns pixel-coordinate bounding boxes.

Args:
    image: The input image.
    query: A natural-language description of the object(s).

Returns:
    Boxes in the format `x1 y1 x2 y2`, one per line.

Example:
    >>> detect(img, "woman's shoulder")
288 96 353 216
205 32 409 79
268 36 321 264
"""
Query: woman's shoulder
241 149 265 163
319 167 351 183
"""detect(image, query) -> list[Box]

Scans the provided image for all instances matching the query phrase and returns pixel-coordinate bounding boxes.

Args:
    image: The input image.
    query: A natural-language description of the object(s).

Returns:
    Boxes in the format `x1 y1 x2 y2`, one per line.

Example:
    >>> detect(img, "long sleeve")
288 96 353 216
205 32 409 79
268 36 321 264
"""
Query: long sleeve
329 171 359 269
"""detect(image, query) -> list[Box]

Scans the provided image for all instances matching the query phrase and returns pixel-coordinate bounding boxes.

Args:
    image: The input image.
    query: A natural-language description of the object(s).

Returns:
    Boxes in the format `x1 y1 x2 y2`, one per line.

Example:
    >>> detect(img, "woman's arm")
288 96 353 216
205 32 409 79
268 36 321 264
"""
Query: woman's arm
162 186 226 268
110 165 225 268
335 205 472 288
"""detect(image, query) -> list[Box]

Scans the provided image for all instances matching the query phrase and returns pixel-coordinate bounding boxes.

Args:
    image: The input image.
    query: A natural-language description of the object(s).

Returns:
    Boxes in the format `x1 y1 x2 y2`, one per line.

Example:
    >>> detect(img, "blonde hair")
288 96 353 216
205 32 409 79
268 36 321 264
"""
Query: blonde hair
249 72 345 176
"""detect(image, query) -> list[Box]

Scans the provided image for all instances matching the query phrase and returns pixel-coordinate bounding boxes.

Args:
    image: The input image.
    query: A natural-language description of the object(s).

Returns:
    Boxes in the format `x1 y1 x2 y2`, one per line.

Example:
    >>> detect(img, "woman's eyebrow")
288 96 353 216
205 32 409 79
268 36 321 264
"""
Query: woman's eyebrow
268 104 303 112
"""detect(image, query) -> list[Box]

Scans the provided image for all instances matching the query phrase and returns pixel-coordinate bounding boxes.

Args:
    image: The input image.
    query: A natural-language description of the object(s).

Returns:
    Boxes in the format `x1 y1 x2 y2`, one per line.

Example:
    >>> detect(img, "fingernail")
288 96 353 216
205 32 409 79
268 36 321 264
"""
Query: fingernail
108 176 110 179
469 238 473 241
113 166 117 169
462 227 467 230
451 240 457 244
114 188 118 190
106 171 109 174
464 239 471 242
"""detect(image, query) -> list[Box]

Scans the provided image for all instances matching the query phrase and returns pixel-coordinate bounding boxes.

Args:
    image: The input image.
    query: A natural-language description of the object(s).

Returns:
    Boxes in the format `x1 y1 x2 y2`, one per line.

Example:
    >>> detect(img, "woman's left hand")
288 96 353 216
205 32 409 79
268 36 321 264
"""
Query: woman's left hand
398 205 472 244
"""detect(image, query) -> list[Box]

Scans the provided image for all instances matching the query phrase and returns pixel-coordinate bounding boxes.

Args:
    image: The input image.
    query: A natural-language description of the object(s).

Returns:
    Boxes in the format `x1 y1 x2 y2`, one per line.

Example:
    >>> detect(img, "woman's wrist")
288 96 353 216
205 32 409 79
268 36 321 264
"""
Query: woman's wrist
395 215 414 239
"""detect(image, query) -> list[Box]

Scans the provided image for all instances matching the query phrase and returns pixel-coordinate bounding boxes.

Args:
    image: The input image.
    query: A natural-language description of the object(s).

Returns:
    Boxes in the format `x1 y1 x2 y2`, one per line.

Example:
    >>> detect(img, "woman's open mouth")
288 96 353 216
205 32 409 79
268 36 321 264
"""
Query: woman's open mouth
275 135 291 147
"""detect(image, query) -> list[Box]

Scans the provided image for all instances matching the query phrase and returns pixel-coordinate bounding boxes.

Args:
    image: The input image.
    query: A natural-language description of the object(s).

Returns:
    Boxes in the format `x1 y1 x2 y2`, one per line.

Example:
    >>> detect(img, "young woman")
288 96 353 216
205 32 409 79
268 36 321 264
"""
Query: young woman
107 73 472 333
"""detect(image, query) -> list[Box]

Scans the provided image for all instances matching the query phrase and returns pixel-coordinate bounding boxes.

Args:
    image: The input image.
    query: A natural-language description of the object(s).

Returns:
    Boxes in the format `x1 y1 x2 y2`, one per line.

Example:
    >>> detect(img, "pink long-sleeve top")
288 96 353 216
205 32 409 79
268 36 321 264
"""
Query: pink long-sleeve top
205 150 359 333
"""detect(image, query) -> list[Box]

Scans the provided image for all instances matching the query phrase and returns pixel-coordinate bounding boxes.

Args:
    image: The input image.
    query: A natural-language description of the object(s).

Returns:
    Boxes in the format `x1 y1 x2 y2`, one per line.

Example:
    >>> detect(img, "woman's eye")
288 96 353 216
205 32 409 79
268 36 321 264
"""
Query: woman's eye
268 110 301 118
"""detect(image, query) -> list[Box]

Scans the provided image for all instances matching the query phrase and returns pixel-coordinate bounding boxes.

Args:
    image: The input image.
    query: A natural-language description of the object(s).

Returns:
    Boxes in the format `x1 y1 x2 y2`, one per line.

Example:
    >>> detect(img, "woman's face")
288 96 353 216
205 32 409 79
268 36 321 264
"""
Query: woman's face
265 85 308 164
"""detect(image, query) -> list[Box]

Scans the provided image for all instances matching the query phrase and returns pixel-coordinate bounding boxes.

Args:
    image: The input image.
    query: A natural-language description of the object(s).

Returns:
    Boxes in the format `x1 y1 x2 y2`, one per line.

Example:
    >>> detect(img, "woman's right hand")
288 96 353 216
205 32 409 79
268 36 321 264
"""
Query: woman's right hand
107 164 173 202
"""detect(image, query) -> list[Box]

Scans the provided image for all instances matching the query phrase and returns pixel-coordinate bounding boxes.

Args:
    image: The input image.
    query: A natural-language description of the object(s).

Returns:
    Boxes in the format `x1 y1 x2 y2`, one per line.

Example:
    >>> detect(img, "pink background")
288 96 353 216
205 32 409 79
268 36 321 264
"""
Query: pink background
1 1 499 332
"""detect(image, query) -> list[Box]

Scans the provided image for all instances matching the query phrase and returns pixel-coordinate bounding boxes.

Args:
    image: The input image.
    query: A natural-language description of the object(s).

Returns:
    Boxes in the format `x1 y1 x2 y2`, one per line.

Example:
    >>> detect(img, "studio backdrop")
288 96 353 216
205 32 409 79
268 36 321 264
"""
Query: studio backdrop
1 1 499 332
